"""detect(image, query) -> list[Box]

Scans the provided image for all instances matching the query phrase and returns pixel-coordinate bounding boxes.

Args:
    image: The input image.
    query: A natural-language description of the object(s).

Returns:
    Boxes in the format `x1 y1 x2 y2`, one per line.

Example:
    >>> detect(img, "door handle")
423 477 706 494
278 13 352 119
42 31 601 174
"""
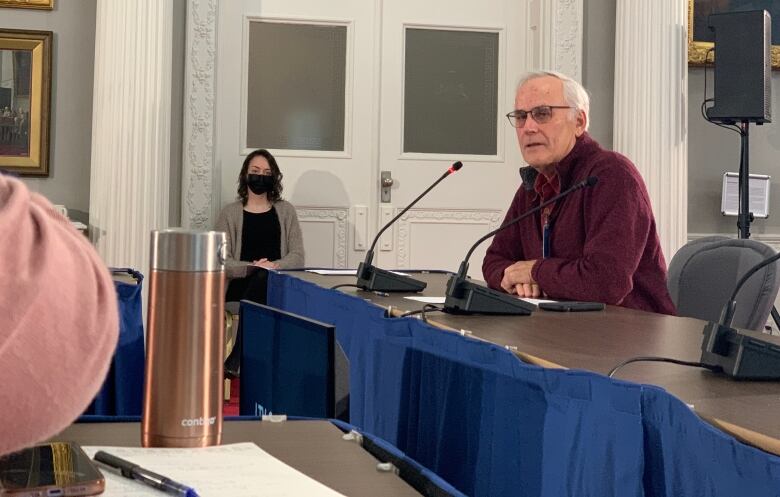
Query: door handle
381 171 393 203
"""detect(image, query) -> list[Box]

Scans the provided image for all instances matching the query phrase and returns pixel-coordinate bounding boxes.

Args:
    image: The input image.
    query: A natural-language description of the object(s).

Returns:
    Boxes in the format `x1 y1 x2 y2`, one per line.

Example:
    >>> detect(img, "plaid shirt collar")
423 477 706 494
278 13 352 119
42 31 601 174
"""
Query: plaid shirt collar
533 171 561 203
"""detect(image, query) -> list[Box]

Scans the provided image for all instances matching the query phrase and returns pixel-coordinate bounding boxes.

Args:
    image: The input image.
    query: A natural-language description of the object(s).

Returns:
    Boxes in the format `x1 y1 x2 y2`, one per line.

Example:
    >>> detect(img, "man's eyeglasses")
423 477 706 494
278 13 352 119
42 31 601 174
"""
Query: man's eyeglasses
505 105 572 128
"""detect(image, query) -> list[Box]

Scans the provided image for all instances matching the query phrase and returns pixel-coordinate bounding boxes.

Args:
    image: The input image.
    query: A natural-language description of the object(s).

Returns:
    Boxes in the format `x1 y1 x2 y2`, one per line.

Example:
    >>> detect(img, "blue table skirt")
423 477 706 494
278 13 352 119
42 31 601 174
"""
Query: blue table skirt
266 271 780 497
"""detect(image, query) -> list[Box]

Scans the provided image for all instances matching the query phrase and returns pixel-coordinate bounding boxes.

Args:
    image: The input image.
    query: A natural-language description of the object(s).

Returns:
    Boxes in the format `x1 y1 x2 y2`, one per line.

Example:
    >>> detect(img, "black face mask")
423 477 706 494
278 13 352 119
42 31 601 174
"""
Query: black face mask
247 174 275 195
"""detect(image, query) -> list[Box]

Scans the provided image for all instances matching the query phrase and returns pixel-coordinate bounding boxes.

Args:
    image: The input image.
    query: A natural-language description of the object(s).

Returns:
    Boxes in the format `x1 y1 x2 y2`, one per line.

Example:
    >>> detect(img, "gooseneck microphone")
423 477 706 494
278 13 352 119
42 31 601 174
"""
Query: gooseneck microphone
356 161 463 292
720 252 780 328
444 176 598 315
700 250 780 379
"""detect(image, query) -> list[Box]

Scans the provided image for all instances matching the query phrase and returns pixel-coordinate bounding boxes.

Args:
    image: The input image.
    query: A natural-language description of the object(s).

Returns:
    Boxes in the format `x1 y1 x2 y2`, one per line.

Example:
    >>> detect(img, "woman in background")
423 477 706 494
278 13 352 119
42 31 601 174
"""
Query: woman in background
215 148 304 303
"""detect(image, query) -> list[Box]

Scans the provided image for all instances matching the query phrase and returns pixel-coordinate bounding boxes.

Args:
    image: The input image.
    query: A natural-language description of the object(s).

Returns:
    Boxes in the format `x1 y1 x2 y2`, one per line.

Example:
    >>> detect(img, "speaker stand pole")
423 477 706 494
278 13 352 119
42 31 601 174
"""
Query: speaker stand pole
737 120 780 332
737 120 752 239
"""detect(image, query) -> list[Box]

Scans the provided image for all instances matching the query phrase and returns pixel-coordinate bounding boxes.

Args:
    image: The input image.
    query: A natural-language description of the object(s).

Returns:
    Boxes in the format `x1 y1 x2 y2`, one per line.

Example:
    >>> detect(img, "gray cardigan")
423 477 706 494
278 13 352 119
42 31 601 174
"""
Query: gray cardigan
215 200 305 278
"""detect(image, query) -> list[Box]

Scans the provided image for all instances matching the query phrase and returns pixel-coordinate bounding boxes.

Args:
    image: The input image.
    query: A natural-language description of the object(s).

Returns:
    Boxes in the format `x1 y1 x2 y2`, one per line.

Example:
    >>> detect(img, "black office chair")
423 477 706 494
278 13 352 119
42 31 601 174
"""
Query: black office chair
667 236 780 331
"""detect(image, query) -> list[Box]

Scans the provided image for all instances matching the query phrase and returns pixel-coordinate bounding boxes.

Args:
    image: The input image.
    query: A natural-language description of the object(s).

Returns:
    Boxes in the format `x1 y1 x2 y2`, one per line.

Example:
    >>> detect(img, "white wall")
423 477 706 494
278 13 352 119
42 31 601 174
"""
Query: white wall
22 1 774 250
582 0 780 240
688 70 780 236
5 1 187 226
582 0 615 150
4 2 97 219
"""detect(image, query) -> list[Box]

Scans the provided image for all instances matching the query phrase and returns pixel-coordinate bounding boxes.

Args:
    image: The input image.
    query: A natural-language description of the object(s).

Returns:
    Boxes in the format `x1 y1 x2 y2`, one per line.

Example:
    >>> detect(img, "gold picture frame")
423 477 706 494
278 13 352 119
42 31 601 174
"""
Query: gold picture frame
688 0 780 69
0 0 54 10
0 29 52 176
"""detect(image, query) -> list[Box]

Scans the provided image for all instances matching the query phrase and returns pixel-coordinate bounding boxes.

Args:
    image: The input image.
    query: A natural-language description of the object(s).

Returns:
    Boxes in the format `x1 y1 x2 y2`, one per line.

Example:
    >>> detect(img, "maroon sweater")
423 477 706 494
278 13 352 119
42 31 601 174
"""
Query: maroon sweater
482 133 676 315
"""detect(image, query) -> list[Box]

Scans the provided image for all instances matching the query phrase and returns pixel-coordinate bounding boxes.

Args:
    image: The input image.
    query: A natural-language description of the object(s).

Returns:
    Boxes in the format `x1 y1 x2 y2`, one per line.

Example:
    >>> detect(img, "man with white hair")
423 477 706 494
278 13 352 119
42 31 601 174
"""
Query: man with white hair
482 71 676 314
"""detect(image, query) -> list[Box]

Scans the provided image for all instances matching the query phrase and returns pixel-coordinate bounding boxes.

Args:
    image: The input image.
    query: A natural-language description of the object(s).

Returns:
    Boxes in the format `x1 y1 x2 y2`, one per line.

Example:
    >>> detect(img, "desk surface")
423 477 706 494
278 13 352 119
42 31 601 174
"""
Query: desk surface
55 420 419 497
294 270 780 453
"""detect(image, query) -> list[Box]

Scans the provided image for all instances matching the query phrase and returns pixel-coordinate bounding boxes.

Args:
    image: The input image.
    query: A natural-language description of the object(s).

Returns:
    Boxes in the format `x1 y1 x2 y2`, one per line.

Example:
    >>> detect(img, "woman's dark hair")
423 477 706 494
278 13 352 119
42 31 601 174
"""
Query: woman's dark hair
237 149 283 205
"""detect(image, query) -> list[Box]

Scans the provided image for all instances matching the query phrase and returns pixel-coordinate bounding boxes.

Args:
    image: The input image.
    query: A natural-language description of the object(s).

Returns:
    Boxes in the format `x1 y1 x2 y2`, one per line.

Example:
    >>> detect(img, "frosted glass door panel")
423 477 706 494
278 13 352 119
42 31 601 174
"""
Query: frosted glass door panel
403 28 498 156
246 22 347 151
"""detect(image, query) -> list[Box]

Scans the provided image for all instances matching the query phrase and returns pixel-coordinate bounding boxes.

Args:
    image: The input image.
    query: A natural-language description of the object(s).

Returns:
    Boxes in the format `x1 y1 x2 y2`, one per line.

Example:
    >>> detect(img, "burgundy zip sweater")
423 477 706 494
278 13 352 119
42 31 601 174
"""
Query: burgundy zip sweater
482 133 677 315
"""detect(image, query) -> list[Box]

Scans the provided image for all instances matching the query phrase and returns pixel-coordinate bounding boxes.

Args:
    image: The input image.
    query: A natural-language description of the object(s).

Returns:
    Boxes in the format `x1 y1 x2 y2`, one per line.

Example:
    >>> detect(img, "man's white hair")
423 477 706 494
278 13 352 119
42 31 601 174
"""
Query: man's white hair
516 70 590 131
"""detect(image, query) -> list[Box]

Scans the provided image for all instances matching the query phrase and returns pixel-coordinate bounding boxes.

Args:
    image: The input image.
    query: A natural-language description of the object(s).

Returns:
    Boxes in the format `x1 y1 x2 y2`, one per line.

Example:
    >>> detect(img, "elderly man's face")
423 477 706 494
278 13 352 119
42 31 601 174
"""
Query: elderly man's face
514 76 586 174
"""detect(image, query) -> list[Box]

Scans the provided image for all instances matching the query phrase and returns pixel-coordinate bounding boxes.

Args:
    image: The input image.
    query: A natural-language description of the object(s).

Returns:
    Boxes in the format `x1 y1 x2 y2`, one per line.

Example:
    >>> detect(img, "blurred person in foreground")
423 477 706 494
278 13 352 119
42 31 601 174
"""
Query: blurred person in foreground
0 173 119 455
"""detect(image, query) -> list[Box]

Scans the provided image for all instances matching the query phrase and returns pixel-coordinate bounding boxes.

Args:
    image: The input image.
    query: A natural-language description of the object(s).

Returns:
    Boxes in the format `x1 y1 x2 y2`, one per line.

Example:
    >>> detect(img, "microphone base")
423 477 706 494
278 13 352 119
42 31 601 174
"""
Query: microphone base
700 322 780 379
443 275 535 315
356 262 427 293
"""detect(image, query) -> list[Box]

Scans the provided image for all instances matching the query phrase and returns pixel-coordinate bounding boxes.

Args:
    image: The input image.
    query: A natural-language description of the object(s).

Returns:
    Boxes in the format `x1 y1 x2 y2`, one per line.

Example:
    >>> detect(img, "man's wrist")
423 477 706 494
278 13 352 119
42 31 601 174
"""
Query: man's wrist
530 259 543 285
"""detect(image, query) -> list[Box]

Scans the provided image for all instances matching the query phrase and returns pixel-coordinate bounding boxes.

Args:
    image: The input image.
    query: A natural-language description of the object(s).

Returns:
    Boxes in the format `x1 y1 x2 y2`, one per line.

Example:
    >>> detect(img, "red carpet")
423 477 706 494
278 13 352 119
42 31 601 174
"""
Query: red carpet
222 378 240 416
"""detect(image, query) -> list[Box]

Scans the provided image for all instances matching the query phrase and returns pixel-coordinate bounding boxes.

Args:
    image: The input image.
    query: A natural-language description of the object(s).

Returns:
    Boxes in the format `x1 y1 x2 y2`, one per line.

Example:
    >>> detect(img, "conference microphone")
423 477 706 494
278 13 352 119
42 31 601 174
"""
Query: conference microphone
356 161 463 292
700 250 780 379
444 176 598 315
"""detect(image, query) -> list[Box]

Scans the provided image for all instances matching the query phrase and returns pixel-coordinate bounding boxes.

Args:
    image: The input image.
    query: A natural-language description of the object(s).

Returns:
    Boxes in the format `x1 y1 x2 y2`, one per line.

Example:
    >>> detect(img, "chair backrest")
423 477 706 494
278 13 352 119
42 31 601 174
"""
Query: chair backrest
667 236 780 331
83 268 145 416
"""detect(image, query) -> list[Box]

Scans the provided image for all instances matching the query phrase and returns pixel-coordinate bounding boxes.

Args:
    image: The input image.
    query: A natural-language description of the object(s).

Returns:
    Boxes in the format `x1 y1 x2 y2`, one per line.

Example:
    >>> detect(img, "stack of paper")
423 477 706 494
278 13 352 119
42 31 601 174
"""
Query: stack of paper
83 443 345 497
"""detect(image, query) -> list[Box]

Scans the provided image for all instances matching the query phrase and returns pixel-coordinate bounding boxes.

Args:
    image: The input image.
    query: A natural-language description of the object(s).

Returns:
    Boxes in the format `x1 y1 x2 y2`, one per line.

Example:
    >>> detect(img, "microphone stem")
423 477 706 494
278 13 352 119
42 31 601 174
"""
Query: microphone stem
719 300 737 328
461 178 590 267
456 260 469 280
363 249 374 268
721 250 780 327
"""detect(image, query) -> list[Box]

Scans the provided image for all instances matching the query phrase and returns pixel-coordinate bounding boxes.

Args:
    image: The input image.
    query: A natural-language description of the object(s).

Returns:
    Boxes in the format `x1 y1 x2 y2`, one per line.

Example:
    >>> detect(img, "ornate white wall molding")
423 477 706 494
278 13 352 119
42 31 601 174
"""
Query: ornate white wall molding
297 207 349 268
613 0 687 262
552 0 583 80
395 209 502 268
527 0 583 81
181 0 219 229
89 0 173 276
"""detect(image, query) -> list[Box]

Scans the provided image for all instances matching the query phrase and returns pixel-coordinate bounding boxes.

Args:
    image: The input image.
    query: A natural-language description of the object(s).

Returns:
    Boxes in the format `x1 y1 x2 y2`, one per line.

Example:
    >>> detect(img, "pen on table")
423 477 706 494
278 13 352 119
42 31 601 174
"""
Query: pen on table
93 450 200 497
372 290 390 297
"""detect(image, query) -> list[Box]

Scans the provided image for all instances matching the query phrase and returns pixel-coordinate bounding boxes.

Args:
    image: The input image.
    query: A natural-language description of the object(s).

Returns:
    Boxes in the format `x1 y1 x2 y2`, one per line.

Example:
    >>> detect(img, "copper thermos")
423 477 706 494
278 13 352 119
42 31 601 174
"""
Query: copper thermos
142 229 226 447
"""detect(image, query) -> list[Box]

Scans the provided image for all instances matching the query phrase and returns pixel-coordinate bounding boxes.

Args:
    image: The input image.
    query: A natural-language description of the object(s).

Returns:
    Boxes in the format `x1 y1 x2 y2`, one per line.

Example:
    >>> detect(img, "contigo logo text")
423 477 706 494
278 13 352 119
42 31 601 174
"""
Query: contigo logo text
180 416 216 427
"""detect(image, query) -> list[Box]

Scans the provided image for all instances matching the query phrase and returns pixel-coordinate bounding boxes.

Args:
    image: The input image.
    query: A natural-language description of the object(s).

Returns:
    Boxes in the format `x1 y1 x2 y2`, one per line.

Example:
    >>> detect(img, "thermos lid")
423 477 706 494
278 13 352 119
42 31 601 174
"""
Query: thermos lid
150 229 226 272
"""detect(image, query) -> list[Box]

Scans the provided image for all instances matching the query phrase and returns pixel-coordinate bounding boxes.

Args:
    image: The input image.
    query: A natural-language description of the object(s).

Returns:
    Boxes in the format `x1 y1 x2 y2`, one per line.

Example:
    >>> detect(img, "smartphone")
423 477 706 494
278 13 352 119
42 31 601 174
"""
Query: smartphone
538 301 605 312
0 442 104 496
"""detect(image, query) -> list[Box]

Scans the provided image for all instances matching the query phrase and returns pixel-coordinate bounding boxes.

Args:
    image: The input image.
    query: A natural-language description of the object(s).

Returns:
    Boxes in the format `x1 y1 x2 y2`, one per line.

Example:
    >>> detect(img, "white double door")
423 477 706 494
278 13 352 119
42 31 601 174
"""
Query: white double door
217 0 529 276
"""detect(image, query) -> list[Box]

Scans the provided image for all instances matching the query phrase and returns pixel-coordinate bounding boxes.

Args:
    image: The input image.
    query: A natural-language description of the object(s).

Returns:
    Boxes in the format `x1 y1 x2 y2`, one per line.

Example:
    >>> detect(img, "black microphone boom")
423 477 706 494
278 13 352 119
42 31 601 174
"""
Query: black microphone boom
700 250 780 379
444 176 598 315
356 161 463 292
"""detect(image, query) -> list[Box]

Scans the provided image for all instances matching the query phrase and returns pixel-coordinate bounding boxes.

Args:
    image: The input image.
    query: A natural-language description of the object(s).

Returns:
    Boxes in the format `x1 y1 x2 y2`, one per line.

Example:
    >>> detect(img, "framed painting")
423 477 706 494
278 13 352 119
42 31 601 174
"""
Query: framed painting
0 0 54 10
0 29 52 176
688 0 780 69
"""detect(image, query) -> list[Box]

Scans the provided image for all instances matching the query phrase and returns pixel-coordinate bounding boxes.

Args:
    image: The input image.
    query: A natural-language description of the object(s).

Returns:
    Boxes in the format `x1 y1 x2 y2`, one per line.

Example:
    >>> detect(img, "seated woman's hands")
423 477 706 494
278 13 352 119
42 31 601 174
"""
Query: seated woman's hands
252 258 278 270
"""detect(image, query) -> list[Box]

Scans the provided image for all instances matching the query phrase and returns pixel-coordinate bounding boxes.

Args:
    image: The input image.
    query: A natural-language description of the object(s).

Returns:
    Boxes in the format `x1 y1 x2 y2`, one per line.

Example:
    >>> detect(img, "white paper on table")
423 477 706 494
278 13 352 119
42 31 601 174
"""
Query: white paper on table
403 296 557 306
404 296 445 304
305 269 357 275
83 443 345 497
305 269 411 277
519 298 557 305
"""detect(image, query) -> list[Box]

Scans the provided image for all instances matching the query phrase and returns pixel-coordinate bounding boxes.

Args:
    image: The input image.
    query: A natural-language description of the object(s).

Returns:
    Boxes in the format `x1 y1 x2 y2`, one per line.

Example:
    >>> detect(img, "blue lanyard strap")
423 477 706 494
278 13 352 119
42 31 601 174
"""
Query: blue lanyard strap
542 222 551 259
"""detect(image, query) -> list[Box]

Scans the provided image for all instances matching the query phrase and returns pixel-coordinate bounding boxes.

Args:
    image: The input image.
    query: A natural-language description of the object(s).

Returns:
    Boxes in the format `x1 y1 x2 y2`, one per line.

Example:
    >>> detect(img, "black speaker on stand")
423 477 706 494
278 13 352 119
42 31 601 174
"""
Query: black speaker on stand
707 10 771 126
705 9 777 326
706 9 772 239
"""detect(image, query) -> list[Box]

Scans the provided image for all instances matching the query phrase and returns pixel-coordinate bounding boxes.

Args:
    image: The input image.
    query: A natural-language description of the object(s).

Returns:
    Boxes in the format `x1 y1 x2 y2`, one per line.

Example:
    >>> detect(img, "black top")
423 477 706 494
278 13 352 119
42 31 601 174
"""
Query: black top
240 207 281 263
